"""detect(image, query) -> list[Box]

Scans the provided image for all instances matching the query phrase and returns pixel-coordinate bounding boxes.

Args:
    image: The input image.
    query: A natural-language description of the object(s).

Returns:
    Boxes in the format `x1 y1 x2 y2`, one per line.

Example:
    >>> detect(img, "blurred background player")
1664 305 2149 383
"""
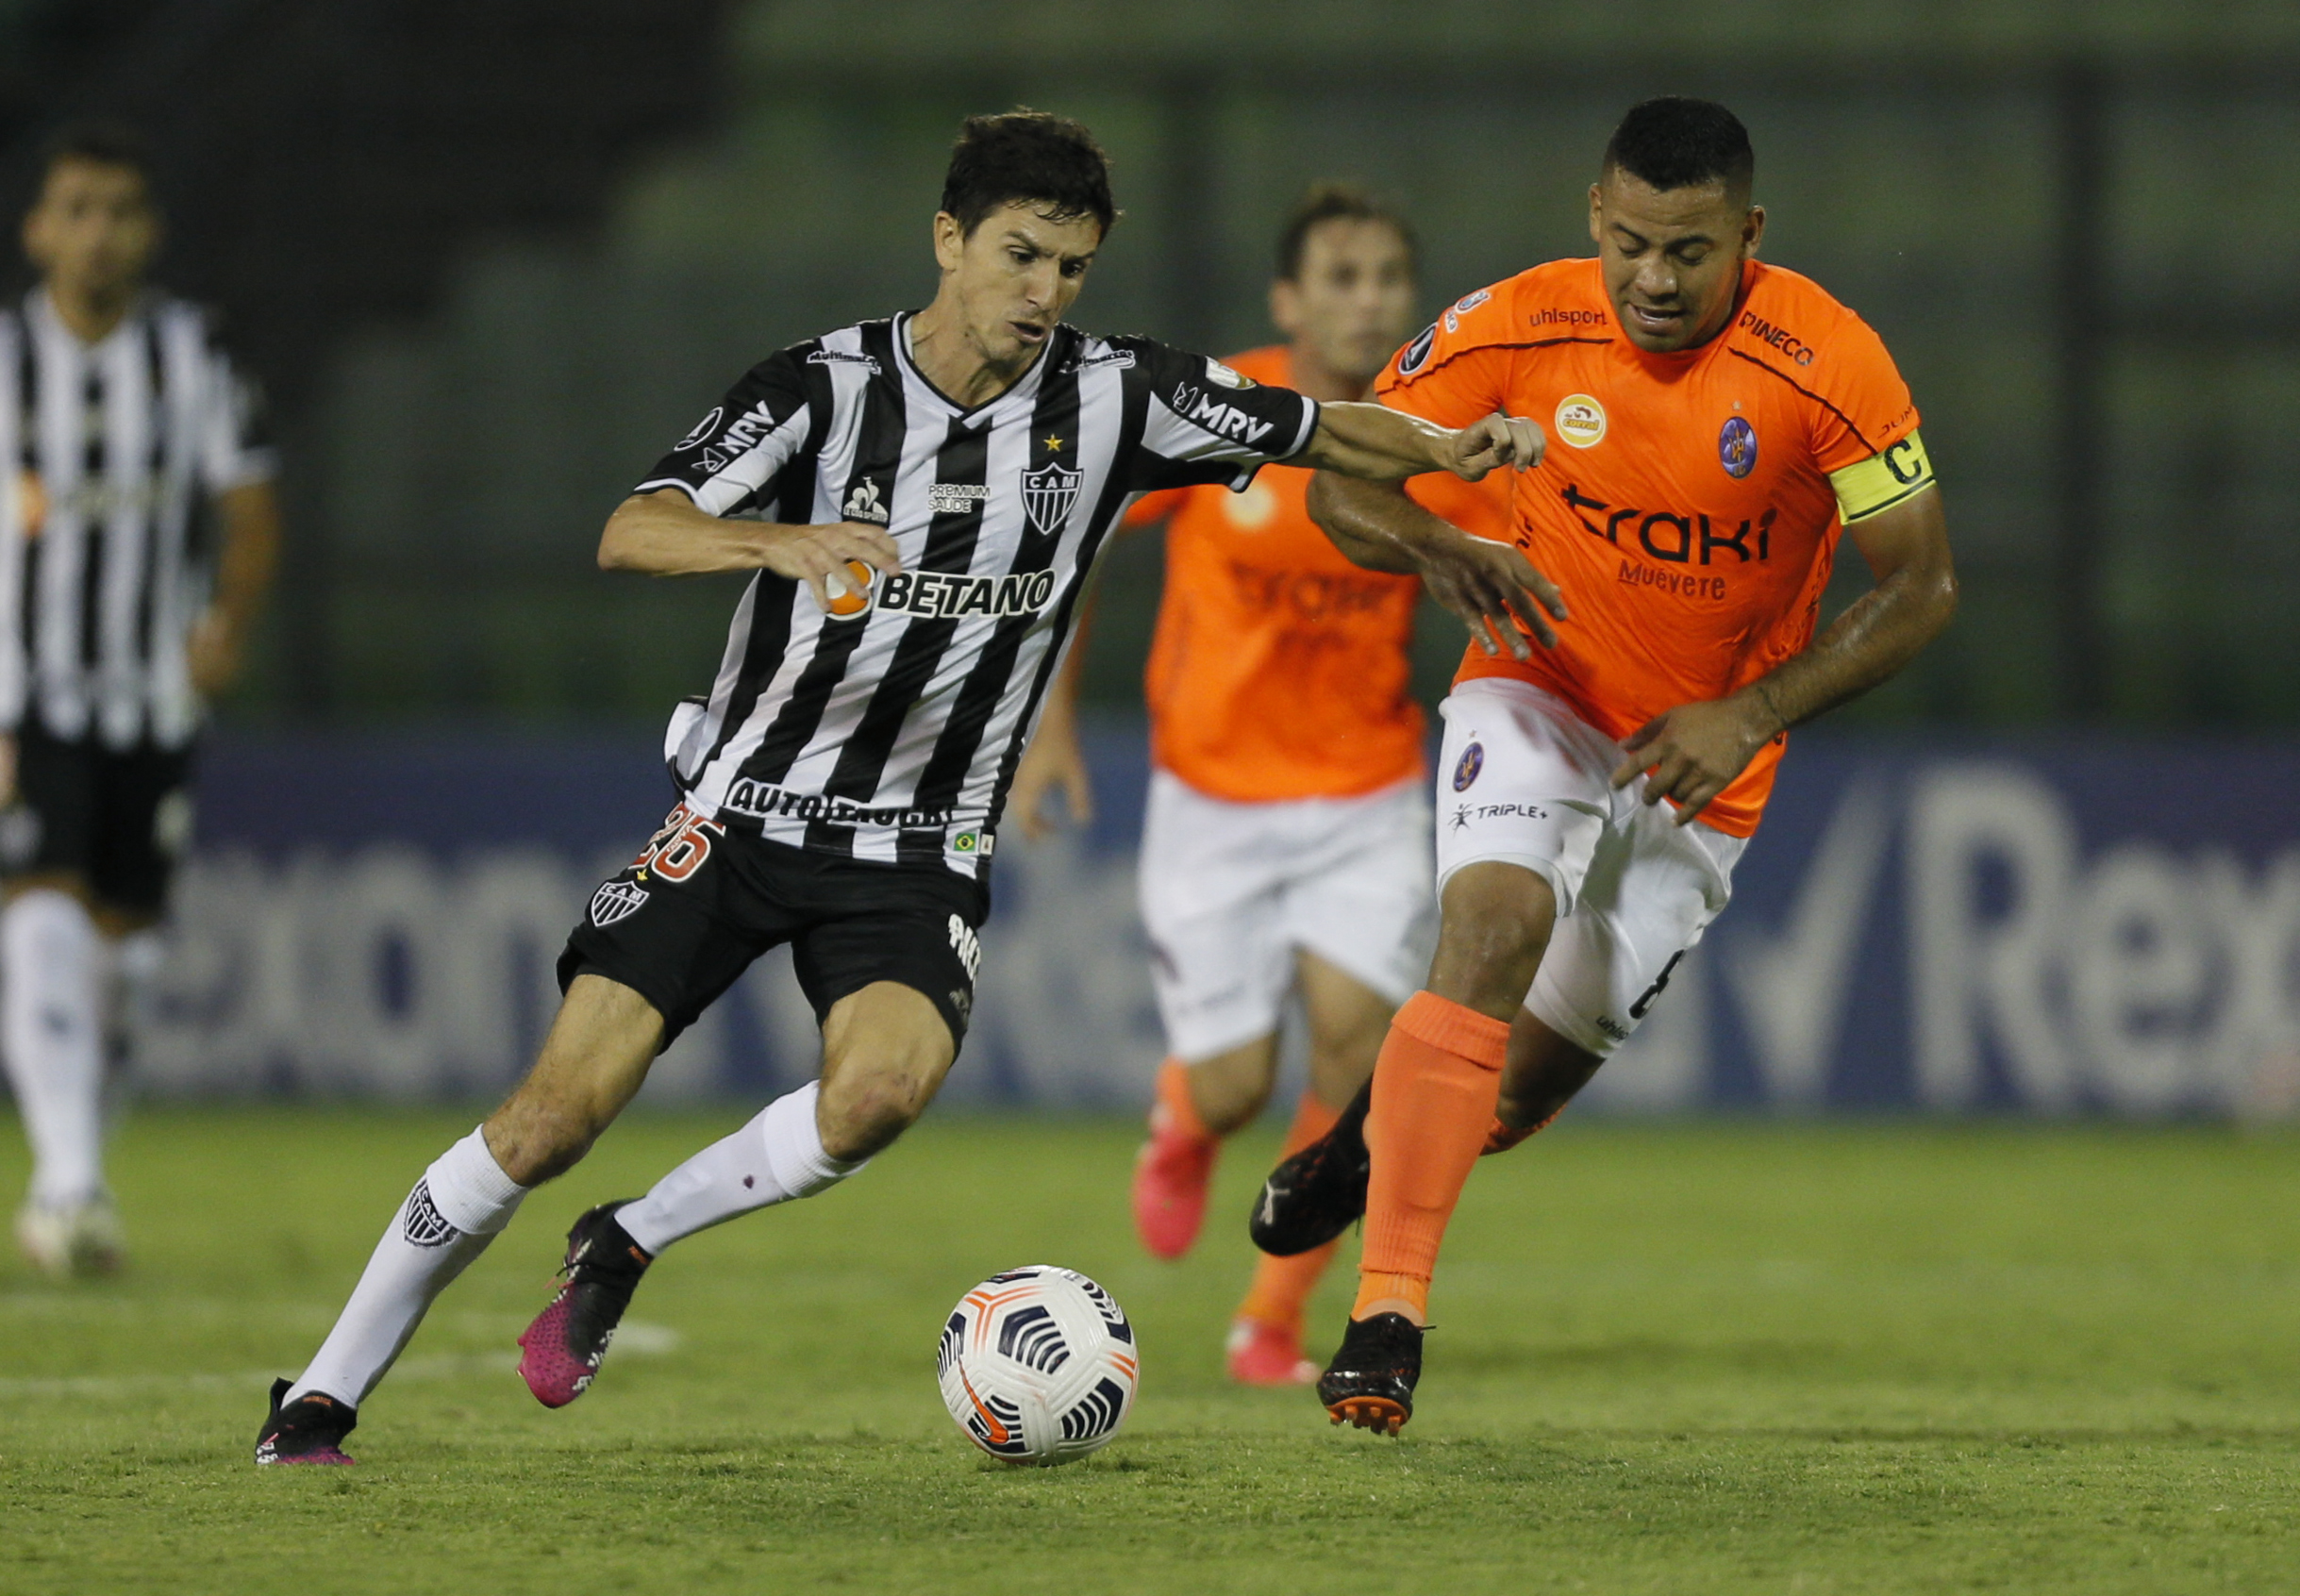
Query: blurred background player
1011 186 1508 1385
1261 97 1957 1432
0 125 279 1276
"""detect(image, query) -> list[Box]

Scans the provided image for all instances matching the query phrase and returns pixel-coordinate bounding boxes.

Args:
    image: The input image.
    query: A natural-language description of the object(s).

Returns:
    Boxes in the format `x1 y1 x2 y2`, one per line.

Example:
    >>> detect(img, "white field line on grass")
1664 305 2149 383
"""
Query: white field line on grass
0 1322 682 1400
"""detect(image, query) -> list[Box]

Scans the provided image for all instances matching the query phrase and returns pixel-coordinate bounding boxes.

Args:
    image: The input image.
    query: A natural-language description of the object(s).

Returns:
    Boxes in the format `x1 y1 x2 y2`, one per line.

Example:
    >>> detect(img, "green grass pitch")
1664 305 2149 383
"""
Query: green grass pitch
2 1106 2295 1594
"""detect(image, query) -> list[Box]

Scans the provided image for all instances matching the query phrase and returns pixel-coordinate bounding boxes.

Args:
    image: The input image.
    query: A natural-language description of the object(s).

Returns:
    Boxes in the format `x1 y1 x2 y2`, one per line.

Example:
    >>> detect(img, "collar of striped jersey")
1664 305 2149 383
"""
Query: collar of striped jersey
25 284 151 354
892 310 1063 424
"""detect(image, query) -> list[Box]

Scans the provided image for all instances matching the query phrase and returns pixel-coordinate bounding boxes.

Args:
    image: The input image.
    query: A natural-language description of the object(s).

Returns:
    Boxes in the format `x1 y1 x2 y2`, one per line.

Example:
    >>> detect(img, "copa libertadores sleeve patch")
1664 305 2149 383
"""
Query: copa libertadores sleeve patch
1829 430 1935 524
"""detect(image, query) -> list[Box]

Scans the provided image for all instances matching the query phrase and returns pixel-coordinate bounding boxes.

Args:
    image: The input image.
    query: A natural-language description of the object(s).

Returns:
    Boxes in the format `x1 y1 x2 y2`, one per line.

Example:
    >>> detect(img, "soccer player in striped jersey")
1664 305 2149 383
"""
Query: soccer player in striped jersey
258 109 1546 1464
1011 185 1508 1386
0 125 280 1277
1252 98 1958 1435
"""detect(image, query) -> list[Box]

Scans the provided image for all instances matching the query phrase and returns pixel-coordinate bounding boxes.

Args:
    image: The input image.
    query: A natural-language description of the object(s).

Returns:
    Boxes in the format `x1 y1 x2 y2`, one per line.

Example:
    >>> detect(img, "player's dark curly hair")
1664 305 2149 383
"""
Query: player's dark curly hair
940 109 1117 240
38 119 153 185
1275 183 1419 282
1603 97 1754 201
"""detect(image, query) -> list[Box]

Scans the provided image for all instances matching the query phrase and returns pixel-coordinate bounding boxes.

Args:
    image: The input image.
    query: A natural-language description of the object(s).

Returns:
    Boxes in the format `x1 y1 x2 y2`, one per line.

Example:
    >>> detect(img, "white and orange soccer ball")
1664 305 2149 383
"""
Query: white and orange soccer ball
937 1266 1139 1465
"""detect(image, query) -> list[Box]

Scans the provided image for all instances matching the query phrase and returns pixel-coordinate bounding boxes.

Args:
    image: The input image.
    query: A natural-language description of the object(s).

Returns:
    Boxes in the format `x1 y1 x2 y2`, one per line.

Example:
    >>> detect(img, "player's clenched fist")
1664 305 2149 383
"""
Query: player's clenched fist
759 521 904 614
1446 411 1547 481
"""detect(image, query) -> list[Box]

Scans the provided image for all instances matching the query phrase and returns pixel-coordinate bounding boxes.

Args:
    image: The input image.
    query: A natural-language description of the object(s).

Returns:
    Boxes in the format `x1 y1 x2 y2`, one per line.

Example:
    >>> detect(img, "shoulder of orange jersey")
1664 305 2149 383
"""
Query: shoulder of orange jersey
1381 260 1606 392
1376 260 1613 429
1729 261 1930 510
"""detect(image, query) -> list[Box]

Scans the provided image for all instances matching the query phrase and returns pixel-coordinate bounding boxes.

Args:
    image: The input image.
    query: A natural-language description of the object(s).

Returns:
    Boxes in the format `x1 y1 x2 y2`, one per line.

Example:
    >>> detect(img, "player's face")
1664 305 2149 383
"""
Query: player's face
1588 170 1763 354
933 202 1101 370
23 158 158 305
1270 219 1416 388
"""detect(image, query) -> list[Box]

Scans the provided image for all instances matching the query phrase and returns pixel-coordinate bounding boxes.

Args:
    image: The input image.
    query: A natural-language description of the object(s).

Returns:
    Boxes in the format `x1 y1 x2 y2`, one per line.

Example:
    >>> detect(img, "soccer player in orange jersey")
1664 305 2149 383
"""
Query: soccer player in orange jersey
1248 98 1958 1433
1012 187 1509 1385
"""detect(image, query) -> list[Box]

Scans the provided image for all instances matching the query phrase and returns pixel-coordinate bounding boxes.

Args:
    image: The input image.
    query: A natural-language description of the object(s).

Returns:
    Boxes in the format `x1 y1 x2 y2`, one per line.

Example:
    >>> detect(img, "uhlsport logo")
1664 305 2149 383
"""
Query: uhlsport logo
1719 416 1758 479
1453 740 1485 791
590 879 649 928
1555 393 1608 449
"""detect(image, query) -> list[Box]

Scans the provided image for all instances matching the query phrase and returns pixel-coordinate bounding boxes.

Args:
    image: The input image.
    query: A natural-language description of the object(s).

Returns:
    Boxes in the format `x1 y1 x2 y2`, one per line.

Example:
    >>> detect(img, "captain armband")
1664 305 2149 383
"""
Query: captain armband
1828 430 1935 524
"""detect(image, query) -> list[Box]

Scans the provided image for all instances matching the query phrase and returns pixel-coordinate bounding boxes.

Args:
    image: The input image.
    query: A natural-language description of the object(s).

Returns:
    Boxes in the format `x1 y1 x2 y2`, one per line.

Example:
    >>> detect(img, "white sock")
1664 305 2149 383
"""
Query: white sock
101 931 160 1145
289 1126 528 1408
617 1082 866 1255
1 889 107 1208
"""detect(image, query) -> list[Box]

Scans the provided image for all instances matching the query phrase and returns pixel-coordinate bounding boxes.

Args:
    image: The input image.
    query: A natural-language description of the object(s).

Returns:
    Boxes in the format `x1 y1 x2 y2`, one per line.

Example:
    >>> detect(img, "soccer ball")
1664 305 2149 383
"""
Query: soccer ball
938 1266 1139 1465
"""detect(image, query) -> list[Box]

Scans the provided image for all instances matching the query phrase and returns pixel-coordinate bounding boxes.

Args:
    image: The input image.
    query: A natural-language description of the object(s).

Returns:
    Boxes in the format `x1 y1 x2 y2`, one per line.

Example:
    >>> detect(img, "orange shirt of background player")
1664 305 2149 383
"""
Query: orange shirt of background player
1129 346 1511 805
1377 259 1922 837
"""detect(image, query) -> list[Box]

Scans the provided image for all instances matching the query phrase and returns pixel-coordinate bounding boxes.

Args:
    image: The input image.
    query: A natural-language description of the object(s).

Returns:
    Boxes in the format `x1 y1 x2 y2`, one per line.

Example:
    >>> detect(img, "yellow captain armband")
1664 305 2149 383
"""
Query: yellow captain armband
1829 430 1935 524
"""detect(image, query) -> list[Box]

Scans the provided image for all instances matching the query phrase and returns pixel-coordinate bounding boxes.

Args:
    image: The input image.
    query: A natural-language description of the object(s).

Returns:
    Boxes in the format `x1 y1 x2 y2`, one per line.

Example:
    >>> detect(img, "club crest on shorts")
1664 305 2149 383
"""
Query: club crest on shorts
590 879 649 928
1719 415 1758 478
1022 460 1082 535
1453 740 1485 791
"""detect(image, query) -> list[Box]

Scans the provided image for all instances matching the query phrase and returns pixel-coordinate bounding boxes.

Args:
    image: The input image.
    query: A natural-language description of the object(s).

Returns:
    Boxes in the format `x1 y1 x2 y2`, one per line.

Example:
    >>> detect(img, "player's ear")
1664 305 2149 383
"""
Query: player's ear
1269 275 1301 339
931 210 966 274
1587 182 1605 244
1742 205 1766 258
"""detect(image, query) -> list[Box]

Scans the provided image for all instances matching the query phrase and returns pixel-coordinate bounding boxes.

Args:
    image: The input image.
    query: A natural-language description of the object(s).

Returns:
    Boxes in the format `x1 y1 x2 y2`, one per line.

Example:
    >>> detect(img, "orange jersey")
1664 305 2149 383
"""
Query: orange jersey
1130 345 1511 804
1377 258 1927 837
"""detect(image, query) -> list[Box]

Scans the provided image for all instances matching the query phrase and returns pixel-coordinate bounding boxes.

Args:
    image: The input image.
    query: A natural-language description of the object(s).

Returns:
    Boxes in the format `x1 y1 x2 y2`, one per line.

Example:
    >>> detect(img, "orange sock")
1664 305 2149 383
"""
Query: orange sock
1151 1057 1212 1143
1236 1089 1344 1332
1354 992 1508 1324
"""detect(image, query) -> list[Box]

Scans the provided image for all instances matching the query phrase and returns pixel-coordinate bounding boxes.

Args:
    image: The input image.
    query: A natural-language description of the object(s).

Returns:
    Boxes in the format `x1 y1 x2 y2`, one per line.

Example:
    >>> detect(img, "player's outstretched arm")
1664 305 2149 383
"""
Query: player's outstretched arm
1297 403 1545 483
599 488 901 612
1612 483 1958 823
1307 472 1569 661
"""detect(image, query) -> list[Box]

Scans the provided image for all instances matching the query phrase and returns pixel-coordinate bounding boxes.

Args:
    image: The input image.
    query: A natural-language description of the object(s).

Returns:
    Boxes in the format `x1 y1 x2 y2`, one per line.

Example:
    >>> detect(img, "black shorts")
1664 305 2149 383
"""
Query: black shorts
558 802 990 1051
0 723 193 916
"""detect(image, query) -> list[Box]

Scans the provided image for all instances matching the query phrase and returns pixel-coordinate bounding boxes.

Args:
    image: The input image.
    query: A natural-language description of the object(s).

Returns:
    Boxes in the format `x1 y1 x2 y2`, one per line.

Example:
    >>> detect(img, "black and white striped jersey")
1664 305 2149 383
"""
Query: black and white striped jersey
639 314 1320 878
0 289 274 751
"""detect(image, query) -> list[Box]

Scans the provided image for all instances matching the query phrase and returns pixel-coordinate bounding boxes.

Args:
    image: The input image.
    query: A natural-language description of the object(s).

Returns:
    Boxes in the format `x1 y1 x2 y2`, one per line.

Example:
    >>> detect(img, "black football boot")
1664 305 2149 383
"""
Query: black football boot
1248 1077 1372 1256
516 1201 652 1408
1315 1311 1424 1436
254 1378 358 1465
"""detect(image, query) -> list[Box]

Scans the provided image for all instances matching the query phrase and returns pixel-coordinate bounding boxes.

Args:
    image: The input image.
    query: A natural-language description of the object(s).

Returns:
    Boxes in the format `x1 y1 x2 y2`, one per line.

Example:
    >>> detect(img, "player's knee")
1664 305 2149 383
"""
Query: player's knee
1430 865 1558 1011
816 1072 927 1162
485 1104 597 1187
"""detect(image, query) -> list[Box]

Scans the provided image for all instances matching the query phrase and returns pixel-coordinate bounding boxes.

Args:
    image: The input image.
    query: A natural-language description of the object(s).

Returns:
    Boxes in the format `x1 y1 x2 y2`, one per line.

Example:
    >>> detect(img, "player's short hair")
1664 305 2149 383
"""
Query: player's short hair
1602 97 1754 202
38 120 155 188
1275 183 1419 282
940 109 1117 241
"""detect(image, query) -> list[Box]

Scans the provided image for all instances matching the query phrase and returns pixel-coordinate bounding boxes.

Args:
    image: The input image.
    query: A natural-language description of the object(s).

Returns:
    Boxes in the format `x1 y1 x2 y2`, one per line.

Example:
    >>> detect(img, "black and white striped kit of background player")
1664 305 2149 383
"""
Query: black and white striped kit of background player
0 287 272 1269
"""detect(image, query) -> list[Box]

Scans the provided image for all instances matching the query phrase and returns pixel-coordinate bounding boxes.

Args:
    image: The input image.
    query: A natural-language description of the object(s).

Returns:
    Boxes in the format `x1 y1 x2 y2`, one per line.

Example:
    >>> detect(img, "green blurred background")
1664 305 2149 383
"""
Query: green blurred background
5 0 2293 732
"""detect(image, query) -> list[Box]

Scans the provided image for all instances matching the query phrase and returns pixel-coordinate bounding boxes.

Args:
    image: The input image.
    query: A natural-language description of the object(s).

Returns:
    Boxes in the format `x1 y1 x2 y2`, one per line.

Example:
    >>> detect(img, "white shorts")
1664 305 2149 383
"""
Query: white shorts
1139 771 1436 1062
1435 677 1747 1057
